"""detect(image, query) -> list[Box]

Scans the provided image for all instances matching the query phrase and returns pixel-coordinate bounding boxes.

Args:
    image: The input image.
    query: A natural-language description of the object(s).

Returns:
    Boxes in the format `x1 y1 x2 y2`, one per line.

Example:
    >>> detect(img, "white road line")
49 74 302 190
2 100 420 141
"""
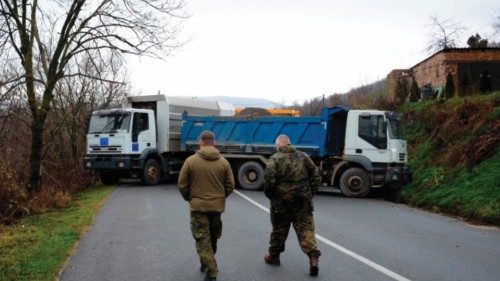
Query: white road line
234 190 412 281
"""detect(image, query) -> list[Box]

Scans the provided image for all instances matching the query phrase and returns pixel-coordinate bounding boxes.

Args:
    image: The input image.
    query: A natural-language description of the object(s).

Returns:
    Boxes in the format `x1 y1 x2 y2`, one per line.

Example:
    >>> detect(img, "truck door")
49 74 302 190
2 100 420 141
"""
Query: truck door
356 114 390 163
131 112 156 153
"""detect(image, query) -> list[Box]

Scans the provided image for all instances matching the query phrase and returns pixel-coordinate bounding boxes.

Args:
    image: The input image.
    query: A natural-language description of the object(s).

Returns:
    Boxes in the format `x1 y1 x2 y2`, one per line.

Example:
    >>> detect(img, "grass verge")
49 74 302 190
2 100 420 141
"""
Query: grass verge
0 185 113 281
396 149 500 225
395 92 500 225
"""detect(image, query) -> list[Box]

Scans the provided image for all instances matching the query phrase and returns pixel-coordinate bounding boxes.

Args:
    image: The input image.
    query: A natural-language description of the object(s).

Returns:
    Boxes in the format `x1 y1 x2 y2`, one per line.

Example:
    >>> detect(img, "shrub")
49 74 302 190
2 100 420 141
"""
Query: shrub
0 149 29 224
409 80 420 102
395 78 407 105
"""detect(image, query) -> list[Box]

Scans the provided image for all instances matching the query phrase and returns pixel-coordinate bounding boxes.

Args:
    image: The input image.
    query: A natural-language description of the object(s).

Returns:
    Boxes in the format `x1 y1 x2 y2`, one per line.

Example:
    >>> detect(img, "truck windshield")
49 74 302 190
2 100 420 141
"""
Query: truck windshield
387 118 403 139
88 113 131 134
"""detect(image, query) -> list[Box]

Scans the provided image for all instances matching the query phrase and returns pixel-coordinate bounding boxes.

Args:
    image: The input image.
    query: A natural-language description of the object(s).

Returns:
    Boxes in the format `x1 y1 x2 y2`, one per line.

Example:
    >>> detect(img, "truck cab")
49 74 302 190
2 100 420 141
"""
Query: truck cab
84 95 234 185
85 108 158 184
87 109 156 155
335 109 409 196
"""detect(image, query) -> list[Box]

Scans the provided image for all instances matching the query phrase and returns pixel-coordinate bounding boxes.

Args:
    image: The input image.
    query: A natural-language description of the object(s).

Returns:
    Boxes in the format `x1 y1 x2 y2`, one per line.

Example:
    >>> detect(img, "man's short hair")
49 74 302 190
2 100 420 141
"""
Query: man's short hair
199 130 215 145
275 134 290 146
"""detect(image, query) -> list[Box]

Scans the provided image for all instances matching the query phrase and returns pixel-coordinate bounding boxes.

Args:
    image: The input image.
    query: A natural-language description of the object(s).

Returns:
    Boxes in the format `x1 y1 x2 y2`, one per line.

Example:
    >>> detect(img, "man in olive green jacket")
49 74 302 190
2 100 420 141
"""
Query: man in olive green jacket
178 130 235 281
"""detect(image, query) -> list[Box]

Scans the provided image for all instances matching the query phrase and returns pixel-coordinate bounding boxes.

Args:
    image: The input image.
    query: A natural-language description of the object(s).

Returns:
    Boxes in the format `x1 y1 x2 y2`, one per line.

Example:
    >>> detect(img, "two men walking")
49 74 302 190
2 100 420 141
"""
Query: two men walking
178 131 320 280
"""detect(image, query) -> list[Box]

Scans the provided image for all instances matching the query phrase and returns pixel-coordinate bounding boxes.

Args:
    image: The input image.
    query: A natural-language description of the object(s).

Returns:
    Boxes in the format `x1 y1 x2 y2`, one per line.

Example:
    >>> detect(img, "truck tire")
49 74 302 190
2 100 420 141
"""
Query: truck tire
141 158 160 186
237 161 265 191
339 167 370 198
99 172 120 185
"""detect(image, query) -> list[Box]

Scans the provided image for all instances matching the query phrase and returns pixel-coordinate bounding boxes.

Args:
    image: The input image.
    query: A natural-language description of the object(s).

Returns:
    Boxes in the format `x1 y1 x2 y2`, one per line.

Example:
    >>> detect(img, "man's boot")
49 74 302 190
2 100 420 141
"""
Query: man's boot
309 254 319 276
264 254 281 266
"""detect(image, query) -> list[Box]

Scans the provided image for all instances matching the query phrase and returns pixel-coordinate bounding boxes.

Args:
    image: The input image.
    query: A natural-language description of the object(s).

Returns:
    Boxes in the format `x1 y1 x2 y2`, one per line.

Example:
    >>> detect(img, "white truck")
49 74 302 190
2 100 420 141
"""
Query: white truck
85 95 410 197
84 95 234 185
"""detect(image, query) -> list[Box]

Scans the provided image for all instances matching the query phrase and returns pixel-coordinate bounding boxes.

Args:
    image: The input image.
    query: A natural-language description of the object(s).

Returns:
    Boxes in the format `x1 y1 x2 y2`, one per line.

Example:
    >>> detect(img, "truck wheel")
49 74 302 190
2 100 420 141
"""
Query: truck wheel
142 159 160 186
237 161 264 191
339 168 370 197
99 172 120 185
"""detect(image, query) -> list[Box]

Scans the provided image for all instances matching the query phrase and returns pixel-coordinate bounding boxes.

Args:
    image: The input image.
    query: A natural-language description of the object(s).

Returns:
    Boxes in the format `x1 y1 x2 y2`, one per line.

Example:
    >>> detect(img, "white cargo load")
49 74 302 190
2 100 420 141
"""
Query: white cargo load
125 95 235 152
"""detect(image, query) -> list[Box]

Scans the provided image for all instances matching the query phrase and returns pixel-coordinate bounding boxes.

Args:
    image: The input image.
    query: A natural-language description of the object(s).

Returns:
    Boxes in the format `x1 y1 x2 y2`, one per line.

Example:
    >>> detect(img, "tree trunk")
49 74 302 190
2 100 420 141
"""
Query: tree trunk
29 117 44 193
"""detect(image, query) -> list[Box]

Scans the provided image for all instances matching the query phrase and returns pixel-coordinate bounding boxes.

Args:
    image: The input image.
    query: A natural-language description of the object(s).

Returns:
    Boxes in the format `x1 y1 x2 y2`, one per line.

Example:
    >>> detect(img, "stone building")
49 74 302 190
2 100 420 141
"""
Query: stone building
387 48 500 98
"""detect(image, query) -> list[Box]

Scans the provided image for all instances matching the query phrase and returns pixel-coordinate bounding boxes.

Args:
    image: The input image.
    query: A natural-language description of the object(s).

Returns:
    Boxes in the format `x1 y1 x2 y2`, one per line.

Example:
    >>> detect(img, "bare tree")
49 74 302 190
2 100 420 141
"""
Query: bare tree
425 15 466 54
493 11 500 36
49 53 129 164
490 10 500 46
0 0 186 193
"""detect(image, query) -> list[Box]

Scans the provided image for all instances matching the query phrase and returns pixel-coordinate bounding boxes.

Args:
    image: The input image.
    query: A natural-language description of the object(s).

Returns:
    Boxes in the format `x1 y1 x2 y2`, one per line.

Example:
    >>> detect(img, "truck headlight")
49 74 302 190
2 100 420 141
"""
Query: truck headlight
86 162 91 168
118 161 125 168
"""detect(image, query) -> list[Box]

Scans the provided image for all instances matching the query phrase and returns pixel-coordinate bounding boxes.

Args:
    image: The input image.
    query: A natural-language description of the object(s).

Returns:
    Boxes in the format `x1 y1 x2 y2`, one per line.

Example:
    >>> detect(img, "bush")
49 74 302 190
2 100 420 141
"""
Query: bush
0 149 29 224
409 80 420 102
395 78 407 105
0 107 98 224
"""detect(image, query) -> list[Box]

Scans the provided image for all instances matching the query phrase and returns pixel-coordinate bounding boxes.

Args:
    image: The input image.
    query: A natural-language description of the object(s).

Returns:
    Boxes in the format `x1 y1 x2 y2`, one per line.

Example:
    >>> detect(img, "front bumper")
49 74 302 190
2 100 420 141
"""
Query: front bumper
385 165 411 184
84 155 133 171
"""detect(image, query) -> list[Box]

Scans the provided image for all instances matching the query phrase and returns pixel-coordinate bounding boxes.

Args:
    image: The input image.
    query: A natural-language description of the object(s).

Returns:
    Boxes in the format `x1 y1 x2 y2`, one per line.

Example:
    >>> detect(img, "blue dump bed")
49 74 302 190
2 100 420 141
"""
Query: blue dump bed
180 107 348 158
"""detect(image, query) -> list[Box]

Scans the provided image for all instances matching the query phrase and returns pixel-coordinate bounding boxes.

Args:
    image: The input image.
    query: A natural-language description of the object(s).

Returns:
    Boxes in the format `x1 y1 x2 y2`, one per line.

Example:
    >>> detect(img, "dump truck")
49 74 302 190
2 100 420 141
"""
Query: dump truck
84 95 234 185
181 106 410 197
85 94 409 197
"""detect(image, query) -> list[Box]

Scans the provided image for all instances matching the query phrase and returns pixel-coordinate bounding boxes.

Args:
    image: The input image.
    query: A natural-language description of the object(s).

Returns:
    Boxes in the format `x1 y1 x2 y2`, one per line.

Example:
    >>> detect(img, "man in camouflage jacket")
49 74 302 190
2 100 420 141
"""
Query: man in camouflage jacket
263 134 322 276
178 130 235 281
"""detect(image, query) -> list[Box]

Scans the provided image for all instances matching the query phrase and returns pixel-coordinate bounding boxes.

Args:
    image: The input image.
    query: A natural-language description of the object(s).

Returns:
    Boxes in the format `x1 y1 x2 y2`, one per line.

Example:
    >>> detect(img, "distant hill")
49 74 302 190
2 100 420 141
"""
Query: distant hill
175 96 283 109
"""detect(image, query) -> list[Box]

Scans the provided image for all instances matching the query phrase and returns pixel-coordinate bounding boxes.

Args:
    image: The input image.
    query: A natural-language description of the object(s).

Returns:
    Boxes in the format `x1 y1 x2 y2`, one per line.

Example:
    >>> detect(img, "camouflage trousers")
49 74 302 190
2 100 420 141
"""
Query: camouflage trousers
268 197 321 257
190 212 222 278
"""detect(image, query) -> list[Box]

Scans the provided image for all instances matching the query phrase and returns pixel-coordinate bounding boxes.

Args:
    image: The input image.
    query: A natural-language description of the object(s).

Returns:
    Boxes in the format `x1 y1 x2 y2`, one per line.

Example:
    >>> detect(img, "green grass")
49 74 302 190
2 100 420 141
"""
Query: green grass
398 149 500 224
396 92 500 225
0 186 113 281
401 91 500 112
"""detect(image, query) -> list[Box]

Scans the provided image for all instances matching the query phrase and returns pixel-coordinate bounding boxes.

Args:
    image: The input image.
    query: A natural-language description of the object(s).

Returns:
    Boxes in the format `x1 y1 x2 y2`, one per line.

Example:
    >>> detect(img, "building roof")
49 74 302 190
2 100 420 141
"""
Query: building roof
411 47 500 69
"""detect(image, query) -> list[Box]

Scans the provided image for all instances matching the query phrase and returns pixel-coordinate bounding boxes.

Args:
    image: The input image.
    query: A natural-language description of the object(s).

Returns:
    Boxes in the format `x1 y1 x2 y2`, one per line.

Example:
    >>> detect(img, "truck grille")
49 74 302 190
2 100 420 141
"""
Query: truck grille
90 145 122 153
399 153 406 161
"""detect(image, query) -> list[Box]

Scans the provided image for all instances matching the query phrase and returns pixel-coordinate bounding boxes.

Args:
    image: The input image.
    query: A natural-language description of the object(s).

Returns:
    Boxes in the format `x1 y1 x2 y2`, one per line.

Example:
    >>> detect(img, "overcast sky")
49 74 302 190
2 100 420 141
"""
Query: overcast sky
127 0 498 105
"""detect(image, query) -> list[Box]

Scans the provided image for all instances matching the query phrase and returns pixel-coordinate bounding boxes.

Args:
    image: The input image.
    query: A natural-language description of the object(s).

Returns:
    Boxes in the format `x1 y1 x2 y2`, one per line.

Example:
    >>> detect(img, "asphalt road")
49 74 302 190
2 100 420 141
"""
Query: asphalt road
60 183 500 281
